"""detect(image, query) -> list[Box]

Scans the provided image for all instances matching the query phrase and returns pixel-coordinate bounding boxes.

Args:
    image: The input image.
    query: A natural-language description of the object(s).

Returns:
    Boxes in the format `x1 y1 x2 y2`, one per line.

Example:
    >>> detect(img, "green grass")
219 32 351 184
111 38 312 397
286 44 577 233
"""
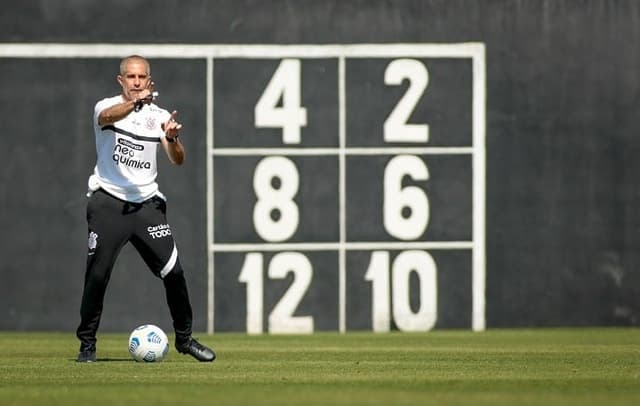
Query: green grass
0 329 639 405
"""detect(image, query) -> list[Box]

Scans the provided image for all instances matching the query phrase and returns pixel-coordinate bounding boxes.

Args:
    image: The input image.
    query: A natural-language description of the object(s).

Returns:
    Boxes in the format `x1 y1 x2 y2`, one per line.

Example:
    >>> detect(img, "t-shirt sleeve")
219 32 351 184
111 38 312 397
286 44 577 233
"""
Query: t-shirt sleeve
93 97 120 127
159 109 171 124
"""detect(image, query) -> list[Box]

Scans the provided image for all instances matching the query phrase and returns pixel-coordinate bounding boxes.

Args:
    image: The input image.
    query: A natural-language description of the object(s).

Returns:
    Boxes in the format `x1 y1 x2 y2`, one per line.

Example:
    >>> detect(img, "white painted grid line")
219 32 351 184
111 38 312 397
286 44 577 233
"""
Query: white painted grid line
338 56 347 334
0 43 485 59
206 58 215 334
472 47 487 332
0 43 486 333
211 147 474 156
211 241 474 252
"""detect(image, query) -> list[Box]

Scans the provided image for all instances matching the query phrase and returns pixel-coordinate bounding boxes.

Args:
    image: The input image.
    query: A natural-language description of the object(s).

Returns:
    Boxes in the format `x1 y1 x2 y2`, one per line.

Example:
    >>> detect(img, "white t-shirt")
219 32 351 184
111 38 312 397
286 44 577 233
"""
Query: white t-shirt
88 95 171 202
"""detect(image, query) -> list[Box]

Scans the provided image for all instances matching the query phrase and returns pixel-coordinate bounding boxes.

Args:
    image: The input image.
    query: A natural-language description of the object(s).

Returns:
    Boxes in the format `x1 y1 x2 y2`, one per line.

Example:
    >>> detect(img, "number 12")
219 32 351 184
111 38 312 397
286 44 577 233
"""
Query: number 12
239 252 314 334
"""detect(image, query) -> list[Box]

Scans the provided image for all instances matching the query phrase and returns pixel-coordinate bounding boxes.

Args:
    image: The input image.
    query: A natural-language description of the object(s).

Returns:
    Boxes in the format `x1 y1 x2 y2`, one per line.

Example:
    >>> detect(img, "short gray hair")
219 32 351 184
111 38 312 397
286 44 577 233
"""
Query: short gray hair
119 55 150 76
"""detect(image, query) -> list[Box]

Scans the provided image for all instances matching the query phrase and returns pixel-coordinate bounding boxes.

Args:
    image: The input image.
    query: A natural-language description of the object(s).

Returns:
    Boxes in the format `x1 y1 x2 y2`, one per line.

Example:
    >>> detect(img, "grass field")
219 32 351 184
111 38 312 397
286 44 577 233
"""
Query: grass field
0 328 639 405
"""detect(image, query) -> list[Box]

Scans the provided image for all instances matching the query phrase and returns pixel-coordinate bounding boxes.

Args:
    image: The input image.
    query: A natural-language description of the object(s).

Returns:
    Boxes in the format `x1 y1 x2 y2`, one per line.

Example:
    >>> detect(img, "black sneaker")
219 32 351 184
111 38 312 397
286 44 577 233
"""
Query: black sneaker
76 346 96 363
175 337 216 362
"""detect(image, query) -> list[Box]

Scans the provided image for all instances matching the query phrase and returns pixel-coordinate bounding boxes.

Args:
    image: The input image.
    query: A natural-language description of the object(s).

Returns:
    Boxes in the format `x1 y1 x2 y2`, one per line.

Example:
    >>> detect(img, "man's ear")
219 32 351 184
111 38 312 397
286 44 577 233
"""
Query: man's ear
117 75 123 87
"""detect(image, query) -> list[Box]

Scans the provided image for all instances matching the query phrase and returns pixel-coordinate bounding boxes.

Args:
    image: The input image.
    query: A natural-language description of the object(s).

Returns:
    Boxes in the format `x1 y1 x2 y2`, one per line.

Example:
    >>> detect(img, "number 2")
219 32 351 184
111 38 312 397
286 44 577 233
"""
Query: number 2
383 59 429 143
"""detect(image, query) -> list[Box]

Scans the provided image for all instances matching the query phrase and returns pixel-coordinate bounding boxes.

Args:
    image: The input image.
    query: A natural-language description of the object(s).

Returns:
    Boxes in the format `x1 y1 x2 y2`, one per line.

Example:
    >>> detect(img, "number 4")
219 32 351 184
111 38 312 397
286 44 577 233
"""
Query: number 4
255 59 308 144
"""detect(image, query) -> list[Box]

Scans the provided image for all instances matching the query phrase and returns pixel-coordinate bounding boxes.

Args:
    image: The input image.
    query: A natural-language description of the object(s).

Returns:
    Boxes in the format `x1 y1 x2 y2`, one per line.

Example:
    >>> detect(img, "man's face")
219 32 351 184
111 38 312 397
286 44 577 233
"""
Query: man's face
117 60 150 101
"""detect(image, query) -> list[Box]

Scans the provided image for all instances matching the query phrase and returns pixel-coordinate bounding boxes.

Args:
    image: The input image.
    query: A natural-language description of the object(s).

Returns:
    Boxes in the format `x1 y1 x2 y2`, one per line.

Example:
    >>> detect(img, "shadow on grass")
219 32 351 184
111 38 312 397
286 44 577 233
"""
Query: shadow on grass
97 358 134 362
71 358 133 363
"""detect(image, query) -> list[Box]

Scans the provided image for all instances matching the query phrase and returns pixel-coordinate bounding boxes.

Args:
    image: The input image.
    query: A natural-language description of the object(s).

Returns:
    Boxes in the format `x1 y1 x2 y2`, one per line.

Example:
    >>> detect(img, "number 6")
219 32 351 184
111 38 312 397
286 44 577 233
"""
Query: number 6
383 155 430 240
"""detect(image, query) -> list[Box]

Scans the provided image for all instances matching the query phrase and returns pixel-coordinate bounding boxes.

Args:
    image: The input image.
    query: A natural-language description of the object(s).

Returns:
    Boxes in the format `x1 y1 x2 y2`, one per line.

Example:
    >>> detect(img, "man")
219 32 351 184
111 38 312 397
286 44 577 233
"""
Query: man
76 55 215 363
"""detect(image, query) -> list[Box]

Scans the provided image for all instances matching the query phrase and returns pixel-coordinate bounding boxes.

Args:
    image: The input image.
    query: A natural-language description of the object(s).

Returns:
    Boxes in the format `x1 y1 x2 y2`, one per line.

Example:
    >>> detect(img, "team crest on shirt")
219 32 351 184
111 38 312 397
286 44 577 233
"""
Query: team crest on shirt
145 117 157 130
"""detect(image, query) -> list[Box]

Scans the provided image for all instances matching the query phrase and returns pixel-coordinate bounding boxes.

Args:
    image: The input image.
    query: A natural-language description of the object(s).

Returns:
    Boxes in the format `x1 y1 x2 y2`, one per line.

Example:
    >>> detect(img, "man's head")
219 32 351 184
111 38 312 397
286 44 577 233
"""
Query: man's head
117 55 152 101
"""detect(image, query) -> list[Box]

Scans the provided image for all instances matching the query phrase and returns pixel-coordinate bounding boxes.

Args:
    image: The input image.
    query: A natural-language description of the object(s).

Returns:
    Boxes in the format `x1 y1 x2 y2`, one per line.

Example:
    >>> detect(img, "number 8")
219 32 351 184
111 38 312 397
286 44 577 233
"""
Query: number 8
253 156 300 242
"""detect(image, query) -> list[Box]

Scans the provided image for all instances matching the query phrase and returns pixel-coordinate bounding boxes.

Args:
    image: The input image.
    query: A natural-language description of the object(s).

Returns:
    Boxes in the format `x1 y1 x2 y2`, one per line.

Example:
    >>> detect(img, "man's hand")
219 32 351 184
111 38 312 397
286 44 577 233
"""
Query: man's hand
162 110 183 140
134 81 157 111
161 110 185 165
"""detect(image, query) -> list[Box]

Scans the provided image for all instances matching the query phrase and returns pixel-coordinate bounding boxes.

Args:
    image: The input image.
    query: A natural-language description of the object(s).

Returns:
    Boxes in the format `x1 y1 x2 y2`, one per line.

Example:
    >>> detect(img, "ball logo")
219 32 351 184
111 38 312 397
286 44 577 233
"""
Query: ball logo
143 352 158 362
129 337 140 352
146 331 164 344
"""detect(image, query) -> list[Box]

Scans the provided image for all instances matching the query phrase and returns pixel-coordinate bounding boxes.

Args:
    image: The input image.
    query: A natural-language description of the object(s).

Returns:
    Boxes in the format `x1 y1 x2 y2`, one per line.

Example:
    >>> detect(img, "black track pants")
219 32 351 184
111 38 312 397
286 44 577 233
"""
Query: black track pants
76 189 193 349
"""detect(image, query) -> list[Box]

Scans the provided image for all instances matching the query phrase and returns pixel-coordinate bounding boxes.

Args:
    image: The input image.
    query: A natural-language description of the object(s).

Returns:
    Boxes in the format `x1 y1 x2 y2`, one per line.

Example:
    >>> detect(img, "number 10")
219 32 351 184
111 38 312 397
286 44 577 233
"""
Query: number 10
365 250 438 332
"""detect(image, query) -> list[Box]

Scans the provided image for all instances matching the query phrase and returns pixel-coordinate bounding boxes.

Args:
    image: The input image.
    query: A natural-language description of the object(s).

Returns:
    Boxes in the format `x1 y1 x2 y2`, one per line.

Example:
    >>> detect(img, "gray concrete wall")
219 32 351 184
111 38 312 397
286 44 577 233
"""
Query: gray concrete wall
1 0 639 332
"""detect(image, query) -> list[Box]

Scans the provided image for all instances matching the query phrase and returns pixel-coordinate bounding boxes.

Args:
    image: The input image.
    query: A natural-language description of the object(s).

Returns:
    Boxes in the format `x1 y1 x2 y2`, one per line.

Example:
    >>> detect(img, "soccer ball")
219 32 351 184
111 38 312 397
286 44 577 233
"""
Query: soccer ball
128 324 169 362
